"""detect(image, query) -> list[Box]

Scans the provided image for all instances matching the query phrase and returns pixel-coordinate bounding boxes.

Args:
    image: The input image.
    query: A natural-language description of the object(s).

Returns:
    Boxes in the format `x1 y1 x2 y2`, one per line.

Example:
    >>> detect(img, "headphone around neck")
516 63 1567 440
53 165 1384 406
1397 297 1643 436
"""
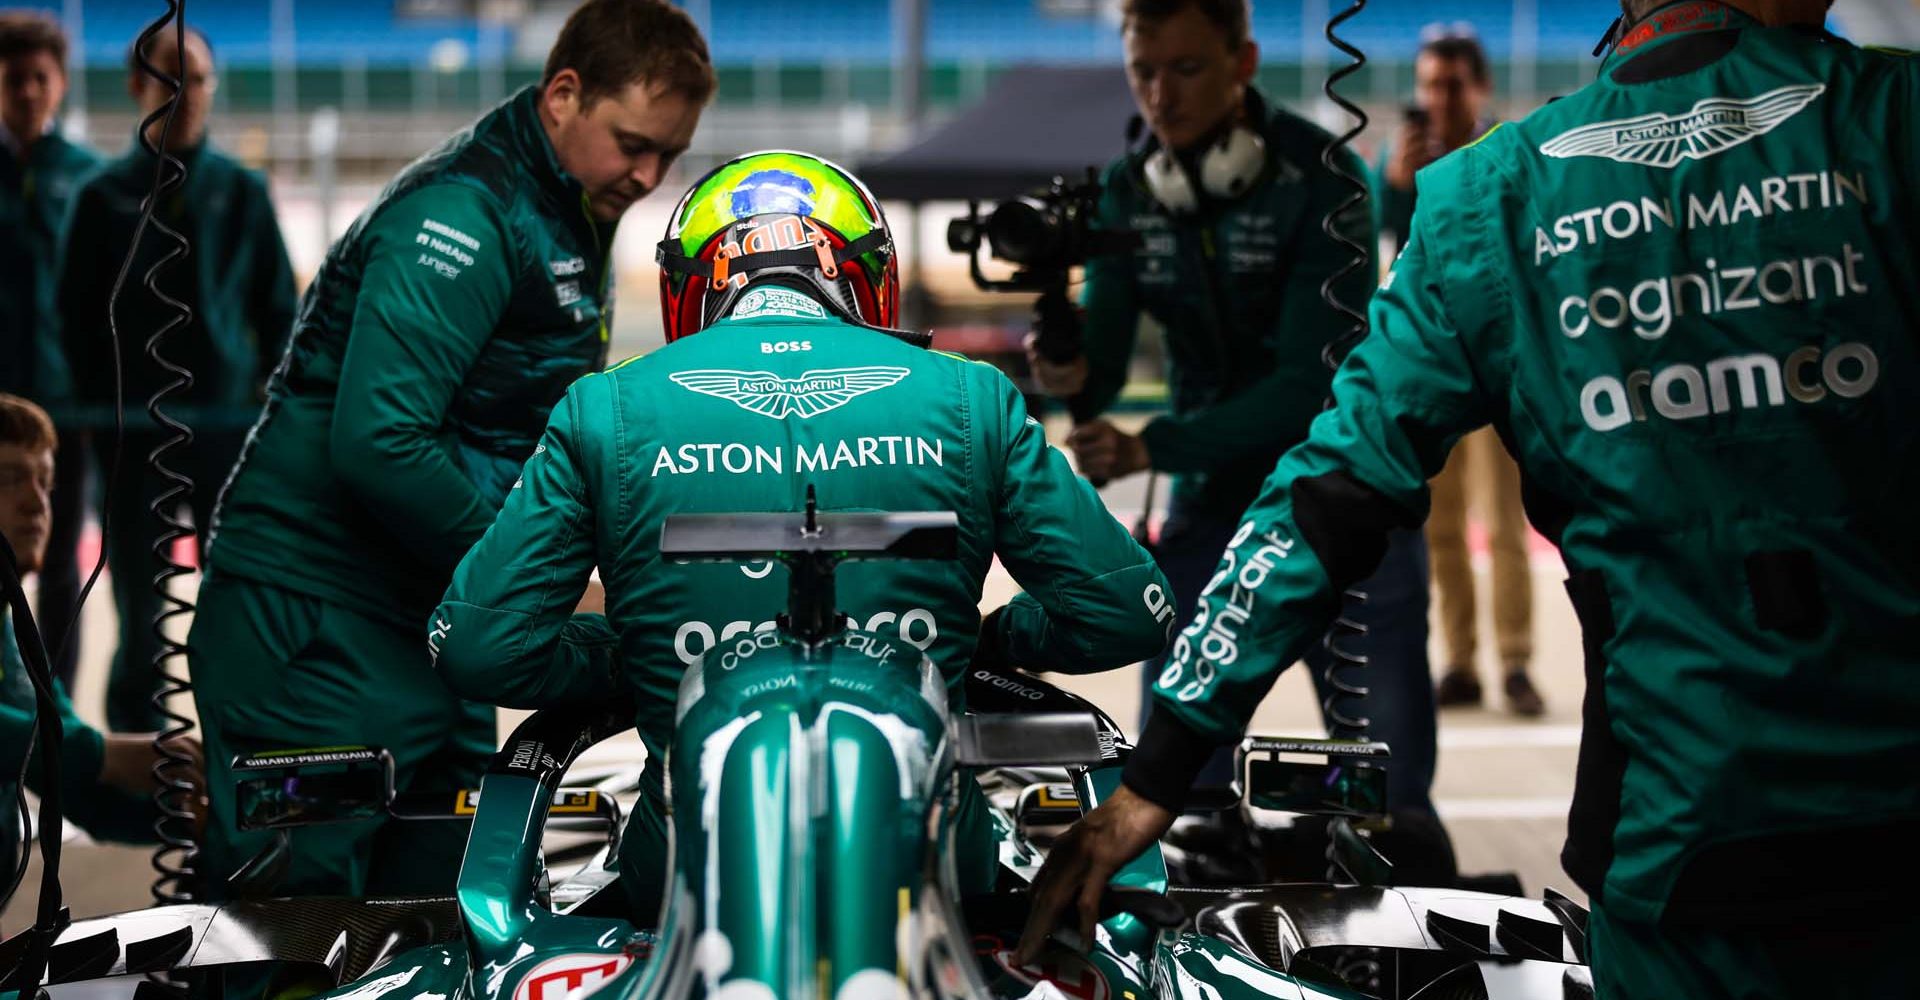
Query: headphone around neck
1131 90 1269 214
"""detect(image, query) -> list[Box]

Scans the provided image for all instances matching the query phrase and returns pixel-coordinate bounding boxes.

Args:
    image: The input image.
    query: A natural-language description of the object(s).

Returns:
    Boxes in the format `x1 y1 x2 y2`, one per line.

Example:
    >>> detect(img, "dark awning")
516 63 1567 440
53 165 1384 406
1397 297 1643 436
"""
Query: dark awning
859 65 1136 202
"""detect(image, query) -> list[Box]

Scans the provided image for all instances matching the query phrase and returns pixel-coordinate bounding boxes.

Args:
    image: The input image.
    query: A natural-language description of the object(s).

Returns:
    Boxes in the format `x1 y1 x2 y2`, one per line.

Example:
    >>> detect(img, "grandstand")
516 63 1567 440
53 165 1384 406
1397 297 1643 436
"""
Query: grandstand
19 0 1914 347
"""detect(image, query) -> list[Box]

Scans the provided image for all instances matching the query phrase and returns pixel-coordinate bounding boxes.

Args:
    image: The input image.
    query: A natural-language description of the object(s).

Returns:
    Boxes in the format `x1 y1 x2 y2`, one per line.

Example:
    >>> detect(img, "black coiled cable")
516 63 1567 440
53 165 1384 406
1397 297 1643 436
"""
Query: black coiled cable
106 0 201 906
1317 0 1375 886
1316 0 1372 744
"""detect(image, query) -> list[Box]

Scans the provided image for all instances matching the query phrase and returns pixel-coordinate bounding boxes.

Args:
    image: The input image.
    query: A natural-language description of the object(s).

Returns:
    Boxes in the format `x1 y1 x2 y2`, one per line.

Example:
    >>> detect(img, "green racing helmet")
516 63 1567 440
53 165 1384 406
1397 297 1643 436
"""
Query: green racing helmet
656 150 899 342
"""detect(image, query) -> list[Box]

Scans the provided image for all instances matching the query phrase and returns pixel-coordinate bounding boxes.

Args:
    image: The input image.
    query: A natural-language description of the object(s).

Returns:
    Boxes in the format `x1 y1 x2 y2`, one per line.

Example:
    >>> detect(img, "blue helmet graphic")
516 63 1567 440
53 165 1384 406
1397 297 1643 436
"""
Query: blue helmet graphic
730 169 817 218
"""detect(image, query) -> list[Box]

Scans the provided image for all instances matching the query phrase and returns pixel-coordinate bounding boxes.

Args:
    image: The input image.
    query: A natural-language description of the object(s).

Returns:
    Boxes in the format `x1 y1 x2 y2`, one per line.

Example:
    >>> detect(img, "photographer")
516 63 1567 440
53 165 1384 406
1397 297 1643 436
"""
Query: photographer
1375 29 1547 717
1027 0 1446 876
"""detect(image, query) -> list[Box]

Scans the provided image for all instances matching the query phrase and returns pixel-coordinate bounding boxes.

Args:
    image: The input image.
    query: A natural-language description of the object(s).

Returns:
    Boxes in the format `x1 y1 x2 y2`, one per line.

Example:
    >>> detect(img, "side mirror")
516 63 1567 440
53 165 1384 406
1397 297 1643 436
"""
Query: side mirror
233 747 395 831
954 712 1109 768
1235 736 1390 820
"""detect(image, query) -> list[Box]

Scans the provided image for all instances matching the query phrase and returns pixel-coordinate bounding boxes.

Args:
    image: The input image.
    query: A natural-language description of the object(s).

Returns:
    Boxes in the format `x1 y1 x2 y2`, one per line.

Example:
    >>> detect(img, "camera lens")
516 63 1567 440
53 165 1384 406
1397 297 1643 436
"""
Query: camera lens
946 218 980 254
986 201 1057 267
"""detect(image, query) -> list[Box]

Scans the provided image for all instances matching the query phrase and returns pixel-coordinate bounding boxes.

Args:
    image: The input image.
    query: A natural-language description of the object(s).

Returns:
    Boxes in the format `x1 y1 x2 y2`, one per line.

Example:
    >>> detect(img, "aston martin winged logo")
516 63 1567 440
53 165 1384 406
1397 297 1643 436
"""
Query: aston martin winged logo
669 366 911 419
1539 84 1824 168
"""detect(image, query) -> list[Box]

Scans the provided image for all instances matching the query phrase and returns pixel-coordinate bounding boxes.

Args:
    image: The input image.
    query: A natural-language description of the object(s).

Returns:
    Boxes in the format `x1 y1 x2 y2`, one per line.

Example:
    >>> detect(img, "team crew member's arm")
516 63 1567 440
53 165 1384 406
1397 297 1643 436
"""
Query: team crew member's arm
330 184 514 572
0 625 154 843
431 383 617 708
1018 199 1499 961
1074 168 1144 416
1136 149 1377 473
981 374 1174 672
1124 212 1494 808
54 182 111 410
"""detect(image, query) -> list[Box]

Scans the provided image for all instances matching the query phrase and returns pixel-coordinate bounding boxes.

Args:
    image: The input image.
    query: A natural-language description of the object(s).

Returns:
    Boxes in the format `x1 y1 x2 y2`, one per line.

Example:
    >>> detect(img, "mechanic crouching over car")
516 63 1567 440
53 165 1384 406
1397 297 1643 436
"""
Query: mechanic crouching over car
188 0 711 904
429 151 1174 923
1024 1 1920 997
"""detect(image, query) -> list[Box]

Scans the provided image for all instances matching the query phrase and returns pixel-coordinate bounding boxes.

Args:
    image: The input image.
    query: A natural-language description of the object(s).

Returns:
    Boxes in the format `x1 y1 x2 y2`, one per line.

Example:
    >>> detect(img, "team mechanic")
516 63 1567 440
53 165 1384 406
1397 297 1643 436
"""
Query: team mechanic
188 0 711 899
430 151 1175 921
1023 1 1919 995
1029 0 1447 875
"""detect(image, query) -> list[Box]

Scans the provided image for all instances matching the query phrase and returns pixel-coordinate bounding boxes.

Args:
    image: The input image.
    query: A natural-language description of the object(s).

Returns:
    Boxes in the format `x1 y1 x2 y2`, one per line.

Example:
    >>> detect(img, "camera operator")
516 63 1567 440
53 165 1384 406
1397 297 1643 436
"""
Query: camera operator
1028 0 1450 881
1376 30 1548 717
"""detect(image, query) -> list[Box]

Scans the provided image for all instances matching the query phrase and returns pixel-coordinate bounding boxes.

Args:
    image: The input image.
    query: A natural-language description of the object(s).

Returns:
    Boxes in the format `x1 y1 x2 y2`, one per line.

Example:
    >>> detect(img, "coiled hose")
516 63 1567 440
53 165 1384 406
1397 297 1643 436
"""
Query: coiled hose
1316 0 1375 887
105 0 202 906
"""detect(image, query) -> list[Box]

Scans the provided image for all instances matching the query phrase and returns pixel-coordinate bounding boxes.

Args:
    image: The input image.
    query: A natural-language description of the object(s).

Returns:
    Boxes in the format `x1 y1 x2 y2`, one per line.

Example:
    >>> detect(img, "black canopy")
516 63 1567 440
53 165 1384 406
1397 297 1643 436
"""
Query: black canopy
859 65 1137 202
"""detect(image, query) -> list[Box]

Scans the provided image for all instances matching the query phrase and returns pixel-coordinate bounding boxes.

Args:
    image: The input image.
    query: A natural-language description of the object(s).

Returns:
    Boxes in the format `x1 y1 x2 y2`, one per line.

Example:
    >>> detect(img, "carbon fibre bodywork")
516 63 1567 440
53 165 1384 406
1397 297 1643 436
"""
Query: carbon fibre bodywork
7 628 1590 1000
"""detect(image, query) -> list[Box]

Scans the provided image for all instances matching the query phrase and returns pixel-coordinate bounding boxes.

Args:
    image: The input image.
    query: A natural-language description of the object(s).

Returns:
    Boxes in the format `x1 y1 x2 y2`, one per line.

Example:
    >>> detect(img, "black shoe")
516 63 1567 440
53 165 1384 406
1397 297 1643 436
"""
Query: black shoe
1504 671 1547 718
1435 670 1483 707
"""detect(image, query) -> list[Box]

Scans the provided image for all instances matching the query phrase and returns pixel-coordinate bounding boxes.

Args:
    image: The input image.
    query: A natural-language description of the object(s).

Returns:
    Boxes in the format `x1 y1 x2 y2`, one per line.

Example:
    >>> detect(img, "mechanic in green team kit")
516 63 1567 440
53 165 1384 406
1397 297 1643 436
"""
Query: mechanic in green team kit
188 0 712 899
1024 1 1920 997
430 150 1175 920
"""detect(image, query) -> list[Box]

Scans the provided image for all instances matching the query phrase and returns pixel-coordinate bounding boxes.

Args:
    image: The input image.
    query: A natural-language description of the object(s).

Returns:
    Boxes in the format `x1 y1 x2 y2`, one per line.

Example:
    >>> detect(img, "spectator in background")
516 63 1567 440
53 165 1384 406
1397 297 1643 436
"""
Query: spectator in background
55 24 296 732
0 392 202 883
1372 28 1546 716
0 10 96 689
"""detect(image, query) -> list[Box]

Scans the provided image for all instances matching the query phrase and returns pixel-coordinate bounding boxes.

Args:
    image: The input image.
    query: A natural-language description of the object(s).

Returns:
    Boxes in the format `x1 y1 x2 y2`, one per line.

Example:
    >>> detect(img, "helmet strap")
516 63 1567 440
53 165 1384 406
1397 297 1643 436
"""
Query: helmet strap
657 229 891 291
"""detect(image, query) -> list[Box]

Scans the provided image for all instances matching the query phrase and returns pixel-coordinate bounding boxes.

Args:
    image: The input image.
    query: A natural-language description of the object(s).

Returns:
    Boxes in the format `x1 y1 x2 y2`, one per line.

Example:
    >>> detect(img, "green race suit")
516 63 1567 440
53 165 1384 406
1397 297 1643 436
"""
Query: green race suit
1080 88 1373 517
57 137 296 732
1121 6 1920 995
190 85 614 898
433 292 1173 916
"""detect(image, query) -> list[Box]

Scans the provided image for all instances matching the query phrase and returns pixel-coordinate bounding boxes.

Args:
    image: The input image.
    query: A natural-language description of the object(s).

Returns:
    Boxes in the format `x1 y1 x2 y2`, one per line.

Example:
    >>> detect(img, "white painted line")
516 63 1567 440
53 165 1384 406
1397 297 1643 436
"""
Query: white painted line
1438 724 1583 749
1436 797 1570 820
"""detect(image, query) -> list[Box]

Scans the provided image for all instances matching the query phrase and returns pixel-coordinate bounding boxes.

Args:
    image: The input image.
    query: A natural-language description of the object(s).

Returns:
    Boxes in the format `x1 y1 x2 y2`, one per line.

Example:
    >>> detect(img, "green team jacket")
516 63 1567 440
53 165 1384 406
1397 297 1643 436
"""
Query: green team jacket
1080 90 1374 517
0 127 98 402
209 86 613 627
1 610 154 865
56 138 296 430
1127 3 1920 925
431 294 1173 754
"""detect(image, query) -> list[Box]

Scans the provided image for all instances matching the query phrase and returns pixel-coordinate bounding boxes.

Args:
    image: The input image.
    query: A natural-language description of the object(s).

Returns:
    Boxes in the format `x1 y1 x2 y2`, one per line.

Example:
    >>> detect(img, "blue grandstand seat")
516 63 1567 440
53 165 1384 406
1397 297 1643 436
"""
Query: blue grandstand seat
30 0 1628 66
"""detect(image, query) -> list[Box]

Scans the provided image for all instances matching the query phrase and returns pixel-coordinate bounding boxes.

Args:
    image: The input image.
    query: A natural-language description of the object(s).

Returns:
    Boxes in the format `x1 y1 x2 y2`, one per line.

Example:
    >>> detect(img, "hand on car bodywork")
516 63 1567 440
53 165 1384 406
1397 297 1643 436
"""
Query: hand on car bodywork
1066 420 1151 482
1016 784 1175 963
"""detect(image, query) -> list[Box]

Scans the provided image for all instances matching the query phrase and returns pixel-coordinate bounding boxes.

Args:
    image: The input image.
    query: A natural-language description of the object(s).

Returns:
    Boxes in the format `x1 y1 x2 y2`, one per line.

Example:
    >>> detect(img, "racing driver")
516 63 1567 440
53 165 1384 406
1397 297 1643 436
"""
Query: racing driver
1022 1 1920 996
431 151 1176 921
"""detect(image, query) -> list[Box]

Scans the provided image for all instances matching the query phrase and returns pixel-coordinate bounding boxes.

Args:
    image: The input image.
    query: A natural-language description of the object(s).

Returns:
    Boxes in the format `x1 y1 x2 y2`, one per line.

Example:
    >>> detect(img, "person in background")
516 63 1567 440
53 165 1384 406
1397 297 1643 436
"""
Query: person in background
1374 27 1546 717
1027 0 1453 883
55 23 297 733
0 10 96 689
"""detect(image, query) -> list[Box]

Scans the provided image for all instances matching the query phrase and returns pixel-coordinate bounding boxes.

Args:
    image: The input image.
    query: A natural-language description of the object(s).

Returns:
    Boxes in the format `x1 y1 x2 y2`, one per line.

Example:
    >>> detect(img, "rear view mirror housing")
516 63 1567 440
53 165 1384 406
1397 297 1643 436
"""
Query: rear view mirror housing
1236 736 1390 820
233 747 395 831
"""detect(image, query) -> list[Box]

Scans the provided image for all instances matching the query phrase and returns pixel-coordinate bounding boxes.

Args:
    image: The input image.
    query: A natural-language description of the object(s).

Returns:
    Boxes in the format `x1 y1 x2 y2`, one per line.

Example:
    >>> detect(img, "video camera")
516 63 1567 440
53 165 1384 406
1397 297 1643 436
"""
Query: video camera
946 170 1136 295
946 171 1137 422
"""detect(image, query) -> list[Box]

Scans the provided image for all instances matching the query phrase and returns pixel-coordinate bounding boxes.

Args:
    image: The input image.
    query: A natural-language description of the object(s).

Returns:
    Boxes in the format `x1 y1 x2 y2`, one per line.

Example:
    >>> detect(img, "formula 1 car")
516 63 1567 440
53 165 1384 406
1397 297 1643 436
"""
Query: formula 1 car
2 510 1593 1000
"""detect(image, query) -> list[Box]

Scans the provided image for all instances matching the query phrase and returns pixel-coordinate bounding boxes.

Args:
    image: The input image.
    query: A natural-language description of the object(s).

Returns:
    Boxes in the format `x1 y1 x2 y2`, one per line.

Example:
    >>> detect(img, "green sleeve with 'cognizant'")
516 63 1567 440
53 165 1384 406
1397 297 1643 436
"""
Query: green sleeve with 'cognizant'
1123 204 1496 809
